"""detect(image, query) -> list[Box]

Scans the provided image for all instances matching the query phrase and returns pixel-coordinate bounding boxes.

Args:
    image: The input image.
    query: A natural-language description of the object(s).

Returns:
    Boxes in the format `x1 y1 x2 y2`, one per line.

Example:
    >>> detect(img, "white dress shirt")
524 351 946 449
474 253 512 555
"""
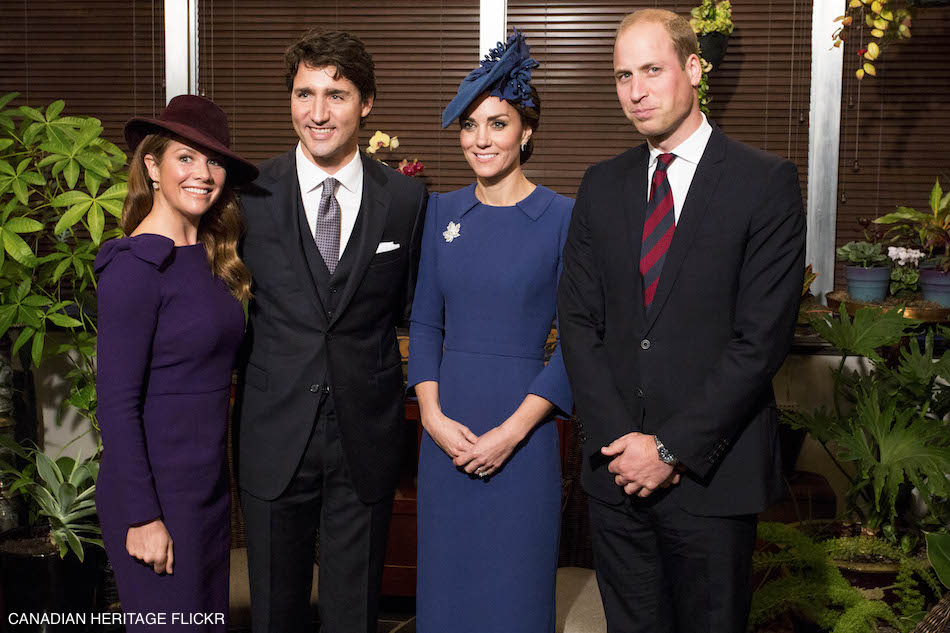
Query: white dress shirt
295 143 364 261
646 113 713 224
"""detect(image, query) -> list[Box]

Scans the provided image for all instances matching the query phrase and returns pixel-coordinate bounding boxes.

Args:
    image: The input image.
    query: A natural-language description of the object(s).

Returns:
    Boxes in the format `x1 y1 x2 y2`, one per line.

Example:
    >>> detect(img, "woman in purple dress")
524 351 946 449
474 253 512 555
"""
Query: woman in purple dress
95 95 257 631
409 32 573 632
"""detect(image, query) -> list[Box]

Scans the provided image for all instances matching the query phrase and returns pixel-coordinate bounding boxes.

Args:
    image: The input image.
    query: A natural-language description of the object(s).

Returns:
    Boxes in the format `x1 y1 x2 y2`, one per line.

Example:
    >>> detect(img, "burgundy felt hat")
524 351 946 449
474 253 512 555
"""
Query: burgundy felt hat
124 94 258 185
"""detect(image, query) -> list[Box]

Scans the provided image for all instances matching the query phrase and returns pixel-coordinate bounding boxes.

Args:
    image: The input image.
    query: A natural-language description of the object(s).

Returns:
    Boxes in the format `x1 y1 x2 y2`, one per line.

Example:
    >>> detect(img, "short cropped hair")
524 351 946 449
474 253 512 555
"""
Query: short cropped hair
616 9 699 68
284 29 377 104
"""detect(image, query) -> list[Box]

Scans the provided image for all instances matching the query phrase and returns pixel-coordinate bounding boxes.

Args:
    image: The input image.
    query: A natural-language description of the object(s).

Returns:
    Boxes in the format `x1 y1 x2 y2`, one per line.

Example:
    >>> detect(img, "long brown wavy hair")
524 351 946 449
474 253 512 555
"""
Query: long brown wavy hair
121 133 253 301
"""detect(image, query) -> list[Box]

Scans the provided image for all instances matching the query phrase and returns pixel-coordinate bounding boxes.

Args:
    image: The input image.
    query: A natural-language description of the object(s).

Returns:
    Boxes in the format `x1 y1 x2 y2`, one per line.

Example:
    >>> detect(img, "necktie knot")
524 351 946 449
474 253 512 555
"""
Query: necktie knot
655 153 675 172
321 177 339 201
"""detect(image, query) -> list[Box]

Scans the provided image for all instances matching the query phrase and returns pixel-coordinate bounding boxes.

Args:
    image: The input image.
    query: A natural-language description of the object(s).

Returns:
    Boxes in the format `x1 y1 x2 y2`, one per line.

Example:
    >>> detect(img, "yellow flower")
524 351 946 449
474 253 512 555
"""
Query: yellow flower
390 137 399 150
368 130 391 150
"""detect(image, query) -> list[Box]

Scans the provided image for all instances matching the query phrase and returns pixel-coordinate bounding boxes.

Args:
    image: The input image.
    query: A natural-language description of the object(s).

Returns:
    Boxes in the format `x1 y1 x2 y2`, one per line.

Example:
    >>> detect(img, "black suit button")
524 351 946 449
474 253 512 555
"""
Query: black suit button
327 309 334 318
326 333 334 341
636 388 644 398
329 285 338 293
640 339 651 350
309 384 320 393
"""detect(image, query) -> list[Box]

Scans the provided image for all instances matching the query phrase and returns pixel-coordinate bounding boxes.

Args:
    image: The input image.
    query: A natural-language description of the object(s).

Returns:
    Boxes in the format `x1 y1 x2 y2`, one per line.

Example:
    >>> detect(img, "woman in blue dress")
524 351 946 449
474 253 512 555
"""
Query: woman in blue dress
408 31 573 633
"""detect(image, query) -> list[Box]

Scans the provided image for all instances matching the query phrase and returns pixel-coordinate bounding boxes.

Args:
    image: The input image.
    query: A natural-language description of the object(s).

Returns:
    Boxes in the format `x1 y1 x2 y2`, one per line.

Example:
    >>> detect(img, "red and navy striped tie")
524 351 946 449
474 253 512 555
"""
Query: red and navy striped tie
639 153 676 307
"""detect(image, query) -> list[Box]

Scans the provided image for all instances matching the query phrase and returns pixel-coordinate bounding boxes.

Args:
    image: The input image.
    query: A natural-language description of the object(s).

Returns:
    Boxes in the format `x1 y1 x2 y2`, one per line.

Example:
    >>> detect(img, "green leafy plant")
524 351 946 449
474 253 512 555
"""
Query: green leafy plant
889 265 919 295
0 435 101 561
926 532 950 589
836 241 890 268
0 91 127 432
751 522 900 633
690 0 735 35
875 178 950 271
785 306 950 534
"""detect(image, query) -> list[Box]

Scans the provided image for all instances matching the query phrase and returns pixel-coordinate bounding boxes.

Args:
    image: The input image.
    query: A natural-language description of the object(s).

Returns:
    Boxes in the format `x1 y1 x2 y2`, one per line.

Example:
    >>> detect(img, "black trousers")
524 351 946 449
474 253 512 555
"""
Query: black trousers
588 488 757 633
241 397 394 633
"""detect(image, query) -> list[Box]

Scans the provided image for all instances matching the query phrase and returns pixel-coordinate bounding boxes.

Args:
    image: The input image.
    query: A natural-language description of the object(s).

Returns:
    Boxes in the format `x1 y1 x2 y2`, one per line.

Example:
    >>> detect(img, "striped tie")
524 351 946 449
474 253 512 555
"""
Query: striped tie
639 153 676 308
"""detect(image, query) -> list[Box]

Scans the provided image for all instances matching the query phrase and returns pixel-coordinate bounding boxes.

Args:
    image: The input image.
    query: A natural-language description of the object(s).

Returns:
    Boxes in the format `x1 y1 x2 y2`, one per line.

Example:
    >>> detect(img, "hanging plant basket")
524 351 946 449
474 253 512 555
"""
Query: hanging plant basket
698 32 730 71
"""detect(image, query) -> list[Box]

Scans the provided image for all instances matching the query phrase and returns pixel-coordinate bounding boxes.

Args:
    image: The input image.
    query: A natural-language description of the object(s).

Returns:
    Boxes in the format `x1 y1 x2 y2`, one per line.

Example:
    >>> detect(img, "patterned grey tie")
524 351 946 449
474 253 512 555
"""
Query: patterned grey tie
315 177 341 274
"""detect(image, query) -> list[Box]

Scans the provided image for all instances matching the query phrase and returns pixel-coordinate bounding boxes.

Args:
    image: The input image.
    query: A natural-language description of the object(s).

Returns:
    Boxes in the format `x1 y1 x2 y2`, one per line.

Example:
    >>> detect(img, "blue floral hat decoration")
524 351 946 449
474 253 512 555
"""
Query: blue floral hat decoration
441 29 540 129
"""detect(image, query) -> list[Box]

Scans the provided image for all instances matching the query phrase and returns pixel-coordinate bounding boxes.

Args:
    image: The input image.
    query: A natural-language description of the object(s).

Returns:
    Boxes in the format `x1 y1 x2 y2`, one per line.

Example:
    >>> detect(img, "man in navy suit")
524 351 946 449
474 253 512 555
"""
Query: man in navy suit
558 9 805 633
234 30 427 633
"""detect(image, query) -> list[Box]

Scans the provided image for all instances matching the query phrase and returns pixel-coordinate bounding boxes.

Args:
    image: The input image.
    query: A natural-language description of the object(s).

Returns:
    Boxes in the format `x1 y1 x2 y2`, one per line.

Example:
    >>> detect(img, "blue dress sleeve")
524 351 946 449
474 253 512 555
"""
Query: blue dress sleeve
527 198 575 416
95 251 164 527
407 193 445 389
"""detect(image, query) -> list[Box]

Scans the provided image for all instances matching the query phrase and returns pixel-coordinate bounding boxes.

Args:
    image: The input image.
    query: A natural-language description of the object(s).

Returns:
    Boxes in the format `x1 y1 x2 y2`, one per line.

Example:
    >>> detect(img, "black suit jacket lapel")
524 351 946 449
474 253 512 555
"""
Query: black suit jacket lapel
622 146 650 323
268 150 327 319
645 126 726 333
328 154 392 328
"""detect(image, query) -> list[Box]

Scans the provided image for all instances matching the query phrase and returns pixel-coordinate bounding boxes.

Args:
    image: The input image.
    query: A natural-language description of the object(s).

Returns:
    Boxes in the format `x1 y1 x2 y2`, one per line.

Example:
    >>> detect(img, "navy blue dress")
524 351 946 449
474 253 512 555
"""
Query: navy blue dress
409 184 573 633
95 235 244 631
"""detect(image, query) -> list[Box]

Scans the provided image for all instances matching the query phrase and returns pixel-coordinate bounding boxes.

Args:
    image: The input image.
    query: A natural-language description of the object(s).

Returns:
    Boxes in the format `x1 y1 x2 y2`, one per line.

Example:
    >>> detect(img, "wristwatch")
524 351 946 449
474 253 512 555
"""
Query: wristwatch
654 435 678 465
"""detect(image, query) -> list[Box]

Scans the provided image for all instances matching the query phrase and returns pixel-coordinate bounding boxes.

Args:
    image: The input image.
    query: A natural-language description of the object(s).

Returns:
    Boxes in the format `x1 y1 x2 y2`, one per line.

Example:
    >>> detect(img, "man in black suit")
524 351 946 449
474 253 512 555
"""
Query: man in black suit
557 9 805 633
234 30 427 633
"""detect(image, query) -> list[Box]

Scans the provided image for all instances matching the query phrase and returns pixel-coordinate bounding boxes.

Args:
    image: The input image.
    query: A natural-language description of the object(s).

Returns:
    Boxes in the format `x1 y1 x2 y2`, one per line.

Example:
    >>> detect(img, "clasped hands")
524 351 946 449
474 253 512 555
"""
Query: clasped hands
426 413 520 478
603 432 683 497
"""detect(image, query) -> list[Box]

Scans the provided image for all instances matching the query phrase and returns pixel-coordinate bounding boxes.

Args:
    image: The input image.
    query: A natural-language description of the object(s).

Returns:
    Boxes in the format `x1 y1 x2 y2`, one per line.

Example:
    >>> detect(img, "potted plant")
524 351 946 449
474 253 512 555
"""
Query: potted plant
836 241 891 302
690 0 734 71
751 521 948 632
0 438 104 629
772 305 950 630
875 178 950 306
887 245 925 298
0 91 125 627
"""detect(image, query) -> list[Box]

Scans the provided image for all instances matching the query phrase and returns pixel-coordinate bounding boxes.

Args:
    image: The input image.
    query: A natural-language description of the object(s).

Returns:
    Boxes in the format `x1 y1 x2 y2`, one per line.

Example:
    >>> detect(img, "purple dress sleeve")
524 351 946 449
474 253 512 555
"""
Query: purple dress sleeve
95 241 168 527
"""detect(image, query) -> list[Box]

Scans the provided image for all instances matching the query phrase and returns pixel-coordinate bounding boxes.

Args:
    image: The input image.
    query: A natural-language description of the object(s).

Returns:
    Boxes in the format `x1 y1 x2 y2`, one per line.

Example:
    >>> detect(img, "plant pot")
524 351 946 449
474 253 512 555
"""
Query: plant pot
698 32 729 71
844 265 890 302
0 527 104 632
920 267 950 307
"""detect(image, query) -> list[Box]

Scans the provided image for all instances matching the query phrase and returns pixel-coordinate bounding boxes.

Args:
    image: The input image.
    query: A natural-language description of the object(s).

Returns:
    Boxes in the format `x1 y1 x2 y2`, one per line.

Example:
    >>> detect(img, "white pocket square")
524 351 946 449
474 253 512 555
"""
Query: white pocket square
375 241 401 254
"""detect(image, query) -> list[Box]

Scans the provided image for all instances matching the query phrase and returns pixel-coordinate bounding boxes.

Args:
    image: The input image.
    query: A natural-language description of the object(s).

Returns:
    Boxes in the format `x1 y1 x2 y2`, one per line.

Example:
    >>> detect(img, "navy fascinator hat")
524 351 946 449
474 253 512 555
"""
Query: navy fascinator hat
441 30 540 129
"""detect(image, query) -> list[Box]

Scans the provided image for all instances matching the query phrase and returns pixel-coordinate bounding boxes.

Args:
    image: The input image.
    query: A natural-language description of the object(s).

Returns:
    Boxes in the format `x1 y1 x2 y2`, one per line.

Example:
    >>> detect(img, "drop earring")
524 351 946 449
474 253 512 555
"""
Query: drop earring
520 143 527 151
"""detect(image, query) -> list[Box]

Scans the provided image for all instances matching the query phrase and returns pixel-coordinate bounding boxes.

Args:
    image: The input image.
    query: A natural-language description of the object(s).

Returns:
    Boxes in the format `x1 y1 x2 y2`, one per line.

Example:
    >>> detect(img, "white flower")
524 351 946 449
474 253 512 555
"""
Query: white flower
443 221 461 243
888 246 925 267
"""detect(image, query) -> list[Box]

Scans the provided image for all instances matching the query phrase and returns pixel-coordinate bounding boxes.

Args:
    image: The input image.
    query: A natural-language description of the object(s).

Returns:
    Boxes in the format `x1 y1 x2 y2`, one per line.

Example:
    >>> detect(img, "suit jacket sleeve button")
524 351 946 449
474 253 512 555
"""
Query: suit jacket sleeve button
324 385 331 395
640 339 651 350
309 384 320 393
636 388 644 398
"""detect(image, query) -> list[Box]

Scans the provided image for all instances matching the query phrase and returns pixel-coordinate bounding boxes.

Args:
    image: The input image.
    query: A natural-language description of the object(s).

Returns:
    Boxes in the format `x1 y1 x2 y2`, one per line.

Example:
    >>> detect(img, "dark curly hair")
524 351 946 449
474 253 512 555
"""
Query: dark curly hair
284 30 376 125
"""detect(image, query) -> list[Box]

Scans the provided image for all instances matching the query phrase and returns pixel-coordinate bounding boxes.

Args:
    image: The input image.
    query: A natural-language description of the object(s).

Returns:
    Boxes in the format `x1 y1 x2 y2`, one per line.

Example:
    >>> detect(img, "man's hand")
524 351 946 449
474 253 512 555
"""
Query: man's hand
602 432 678 498
127 519 174 574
